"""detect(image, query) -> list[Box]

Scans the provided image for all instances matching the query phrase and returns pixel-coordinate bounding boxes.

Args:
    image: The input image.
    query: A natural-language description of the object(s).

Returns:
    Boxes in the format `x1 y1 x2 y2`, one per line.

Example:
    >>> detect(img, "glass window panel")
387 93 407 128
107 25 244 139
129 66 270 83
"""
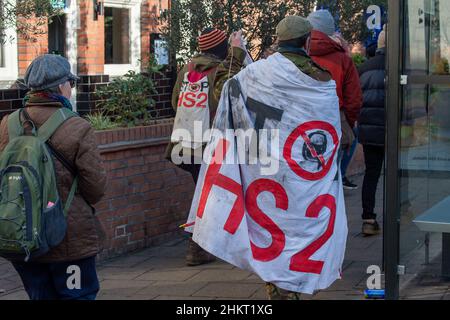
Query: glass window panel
48 15 66 56
430 1 450 75
400 85 428 168
104 7 130 64
428 85 450 171
399 0 450 297
405 0 428 74
399 85 429 220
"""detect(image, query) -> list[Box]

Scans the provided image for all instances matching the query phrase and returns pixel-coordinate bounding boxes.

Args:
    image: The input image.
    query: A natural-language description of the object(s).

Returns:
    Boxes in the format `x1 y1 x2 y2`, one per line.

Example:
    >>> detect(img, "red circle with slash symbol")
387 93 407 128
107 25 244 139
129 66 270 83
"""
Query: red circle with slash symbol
283 121 339 181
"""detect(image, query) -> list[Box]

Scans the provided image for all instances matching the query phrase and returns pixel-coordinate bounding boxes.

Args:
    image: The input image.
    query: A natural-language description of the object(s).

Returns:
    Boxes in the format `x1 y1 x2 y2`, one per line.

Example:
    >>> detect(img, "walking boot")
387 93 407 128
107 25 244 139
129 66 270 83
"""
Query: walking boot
362 219 381 236
342 177 358 190
186 238 216 266
265 283 301 300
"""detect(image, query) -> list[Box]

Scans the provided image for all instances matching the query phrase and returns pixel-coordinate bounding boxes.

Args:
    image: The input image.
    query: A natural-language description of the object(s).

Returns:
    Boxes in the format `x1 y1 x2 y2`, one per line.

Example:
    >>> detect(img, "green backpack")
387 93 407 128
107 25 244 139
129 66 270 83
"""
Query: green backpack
0 108 78 262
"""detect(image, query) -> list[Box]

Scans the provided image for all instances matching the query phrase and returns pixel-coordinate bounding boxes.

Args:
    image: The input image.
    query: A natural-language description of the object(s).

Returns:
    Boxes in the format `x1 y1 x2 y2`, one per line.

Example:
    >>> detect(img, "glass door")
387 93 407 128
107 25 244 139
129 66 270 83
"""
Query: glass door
386 0 450 299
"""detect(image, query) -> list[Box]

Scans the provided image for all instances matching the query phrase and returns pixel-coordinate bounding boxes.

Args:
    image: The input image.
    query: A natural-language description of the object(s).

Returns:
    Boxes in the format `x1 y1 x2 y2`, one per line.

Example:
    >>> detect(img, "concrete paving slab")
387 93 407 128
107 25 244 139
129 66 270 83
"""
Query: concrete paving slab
135 269 202 282
192 282 262 299
134 281 208 297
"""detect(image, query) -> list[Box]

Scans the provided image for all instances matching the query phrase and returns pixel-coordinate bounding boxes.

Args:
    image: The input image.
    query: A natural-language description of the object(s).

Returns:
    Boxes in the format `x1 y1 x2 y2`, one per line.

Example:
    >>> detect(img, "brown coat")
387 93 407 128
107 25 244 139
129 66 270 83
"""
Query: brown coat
0 103 107 263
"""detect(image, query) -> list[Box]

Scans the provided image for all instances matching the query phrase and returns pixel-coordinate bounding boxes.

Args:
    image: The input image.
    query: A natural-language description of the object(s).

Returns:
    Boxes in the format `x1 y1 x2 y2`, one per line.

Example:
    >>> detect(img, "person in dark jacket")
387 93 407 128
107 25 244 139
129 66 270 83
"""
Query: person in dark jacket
357 28 386 236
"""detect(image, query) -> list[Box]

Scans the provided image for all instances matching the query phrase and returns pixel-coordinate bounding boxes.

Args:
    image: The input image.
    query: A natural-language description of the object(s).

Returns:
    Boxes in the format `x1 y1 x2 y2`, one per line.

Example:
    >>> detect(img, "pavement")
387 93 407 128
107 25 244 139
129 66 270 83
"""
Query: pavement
0 174 448 300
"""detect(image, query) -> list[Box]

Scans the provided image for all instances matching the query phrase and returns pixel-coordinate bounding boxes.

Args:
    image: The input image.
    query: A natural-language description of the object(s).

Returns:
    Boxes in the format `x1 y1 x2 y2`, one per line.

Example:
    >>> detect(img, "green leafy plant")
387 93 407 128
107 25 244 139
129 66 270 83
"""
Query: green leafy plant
433 57 449 75
1 0 62 43
352 53 367 67
95 59 164 127
162 0 387 64
85 112 119 131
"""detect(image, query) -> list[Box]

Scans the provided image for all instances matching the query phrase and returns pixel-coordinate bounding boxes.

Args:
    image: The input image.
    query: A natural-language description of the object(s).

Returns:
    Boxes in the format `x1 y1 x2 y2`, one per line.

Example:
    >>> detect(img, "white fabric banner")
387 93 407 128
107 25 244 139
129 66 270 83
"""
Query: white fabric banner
186 53 348 294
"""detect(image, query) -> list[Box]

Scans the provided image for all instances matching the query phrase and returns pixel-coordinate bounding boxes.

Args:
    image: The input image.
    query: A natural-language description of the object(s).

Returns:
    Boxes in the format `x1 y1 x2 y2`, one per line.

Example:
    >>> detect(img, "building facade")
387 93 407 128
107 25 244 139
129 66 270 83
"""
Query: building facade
0 0 173 117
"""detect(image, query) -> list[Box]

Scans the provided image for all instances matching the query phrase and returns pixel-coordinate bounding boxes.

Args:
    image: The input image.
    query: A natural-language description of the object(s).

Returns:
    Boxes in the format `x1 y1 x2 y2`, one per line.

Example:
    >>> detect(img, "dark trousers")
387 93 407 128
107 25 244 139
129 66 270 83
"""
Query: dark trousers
177 148 202 184
362 145 385 220
183 164 201 184
13 256 99 300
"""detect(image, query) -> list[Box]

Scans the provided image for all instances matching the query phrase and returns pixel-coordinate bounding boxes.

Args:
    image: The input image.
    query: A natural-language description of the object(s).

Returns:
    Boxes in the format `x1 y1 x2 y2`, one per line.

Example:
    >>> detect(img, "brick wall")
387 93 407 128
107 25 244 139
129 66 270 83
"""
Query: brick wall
150 68 176 118
93 119 194 259
141 1 158 67
0 87 27 119
76 75 110 115
17 18 49 77
78 0 105 75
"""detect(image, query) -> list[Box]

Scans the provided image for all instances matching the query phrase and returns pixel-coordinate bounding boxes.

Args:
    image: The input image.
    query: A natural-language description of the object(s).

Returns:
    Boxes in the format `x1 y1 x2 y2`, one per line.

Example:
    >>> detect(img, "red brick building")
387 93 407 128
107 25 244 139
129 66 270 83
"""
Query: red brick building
0 0 194 260
0 0 173 116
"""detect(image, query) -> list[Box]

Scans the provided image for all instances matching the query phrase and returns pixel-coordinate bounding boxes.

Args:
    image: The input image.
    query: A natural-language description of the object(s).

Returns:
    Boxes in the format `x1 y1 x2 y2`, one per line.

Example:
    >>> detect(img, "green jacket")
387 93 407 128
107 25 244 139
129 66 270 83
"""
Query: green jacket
213 47 247 103
277 49 332 82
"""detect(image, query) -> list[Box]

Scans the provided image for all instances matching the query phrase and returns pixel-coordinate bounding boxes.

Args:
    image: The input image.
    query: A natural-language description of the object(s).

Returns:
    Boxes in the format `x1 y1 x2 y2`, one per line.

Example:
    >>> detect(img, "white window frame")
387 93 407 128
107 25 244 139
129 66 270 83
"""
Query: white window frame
0 1 19 81
64 0 80 108
103 0 142 77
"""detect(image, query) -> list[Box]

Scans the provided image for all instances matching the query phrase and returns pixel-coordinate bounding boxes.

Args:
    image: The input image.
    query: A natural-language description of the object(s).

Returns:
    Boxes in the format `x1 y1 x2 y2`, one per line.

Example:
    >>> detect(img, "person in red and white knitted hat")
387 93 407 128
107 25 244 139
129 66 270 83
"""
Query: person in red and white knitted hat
167 28 248 266
197 28 228 60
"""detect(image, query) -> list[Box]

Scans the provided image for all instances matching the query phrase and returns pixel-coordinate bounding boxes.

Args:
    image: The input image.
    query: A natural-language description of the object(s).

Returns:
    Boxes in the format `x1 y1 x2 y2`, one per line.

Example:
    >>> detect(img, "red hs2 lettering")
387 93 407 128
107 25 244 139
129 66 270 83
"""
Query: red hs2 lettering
197 137 337 275
178 81 209 109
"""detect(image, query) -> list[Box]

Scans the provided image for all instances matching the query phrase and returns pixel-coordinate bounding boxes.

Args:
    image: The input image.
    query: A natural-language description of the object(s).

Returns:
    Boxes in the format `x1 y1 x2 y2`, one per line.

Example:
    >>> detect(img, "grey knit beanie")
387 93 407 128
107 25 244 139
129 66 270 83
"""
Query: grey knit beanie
24 54 79 91
307 9 336 36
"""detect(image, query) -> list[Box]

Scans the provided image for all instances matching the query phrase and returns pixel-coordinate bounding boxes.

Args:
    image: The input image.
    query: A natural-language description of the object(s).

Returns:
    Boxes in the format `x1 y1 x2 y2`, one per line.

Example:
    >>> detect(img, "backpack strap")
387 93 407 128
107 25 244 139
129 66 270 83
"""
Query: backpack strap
7 109 25 141
33 108 79 216
64 176 78 215
37 108 78 143
47 141 95 216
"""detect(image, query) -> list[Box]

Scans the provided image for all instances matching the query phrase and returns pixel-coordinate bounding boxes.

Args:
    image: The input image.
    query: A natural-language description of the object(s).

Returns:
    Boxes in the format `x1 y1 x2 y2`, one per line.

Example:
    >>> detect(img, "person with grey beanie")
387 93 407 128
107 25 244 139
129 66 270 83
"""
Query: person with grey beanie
0 54 107 300
307 9 363 190
307 9 336 37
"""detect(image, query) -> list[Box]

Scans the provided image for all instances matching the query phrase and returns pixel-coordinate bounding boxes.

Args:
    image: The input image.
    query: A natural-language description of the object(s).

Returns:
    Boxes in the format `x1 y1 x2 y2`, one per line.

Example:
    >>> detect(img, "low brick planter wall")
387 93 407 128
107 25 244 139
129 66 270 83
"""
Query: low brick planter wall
94 119 195 260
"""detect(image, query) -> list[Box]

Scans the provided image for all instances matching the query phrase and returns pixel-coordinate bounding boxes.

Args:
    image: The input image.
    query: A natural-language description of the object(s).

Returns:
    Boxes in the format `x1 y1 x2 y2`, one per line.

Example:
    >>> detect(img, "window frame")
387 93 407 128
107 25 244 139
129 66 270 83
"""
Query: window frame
103 0 142 77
